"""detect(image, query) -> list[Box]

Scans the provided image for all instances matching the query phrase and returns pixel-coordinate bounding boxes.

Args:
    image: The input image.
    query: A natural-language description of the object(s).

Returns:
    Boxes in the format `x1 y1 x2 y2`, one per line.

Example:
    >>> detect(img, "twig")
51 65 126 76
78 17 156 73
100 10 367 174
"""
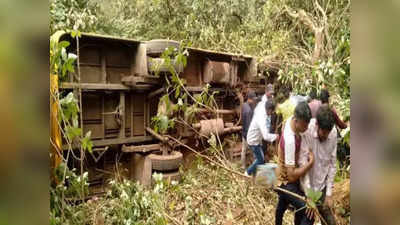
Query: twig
167 135 312 205
164 212 181 225
233 177 265 222
168 134 331 225
76 34 85 203
166 136 247 178
274 186 306 202
274 187 328 225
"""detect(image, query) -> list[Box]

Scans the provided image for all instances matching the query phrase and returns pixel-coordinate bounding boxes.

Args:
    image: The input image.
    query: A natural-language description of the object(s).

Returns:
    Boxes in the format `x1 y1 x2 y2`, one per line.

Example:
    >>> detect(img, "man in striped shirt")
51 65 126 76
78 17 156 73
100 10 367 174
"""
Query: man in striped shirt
299 105 338 225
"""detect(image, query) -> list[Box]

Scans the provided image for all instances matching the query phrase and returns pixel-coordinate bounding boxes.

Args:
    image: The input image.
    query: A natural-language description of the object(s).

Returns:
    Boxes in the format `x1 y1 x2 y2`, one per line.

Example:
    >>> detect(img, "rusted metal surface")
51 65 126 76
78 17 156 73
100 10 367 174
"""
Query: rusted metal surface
82 93 103 139
180 53 202 86
230 61 238 87
243 58 258 82
121 75 159 86
62 136 155 150
60 83 152 91
185 86 225 92
203 61 231 85
222 126 242 134
132 94 145 136
195 119 225 136
193 120 241 136
119 92 125 138
101 47 107 83
122 144 161 153
224 122 234 128
132 43 148 76
147 87 165 99
197 108 237 115
125 94 132 137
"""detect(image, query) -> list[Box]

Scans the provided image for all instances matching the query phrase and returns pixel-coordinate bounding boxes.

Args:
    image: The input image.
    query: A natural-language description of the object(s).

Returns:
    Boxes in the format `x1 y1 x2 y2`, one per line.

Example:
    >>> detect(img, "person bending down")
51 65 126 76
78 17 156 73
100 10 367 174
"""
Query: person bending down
245 100 278 176
275 102 314 225
298 105 338 225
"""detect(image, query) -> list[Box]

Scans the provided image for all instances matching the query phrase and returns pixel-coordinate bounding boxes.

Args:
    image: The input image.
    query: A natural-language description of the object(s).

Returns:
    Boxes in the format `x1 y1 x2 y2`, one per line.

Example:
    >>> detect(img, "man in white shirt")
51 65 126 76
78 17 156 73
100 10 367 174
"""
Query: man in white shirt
275 102 314 225
254 84 275 159
299 105 337 225
262 83 275 102
245 100 278 176
254 83 274 116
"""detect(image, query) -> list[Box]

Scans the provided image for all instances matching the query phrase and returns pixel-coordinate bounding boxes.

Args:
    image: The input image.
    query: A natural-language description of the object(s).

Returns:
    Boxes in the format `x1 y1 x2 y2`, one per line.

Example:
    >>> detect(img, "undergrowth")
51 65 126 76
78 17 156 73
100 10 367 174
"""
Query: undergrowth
50 156 350 225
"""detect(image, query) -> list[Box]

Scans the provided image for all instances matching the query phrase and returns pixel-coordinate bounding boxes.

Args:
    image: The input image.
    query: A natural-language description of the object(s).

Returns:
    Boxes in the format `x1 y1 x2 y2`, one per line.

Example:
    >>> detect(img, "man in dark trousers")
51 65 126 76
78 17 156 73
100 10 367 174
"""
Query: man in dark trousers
275 102 314 225
241 90 257 169
299 105 338 225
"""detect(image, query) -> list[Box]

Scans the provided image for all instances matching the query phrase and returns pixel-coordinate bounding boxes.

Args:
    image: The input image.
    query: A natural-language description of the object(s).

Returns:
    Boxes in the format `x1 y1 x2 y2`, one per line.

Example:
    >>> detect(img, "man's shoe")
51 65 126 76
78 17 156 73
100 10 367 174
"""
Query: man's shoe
244 171 251 177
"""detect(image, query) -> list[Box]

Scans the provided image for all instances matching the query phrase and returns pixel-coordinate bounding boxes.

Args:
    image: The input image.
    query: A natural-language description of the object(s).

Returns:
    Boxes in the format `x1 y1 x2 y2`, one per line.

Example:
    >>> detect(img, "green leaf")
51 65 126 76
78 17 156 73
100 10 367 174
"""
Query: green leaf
306 188 322 204
70 30 81 38
175 85 181 98
182 93 187 101
168 66 175 76
158 115 169 134
202 93 208 105
82 131 93 153
58 41 70 49
61 65 67 78
169 119 175 129
160 94 171 114
66 60 75 73
176 54 182 66
194 94 202 103
71 30 77 38
181 78 186 85
66 126 81 141
72 115 79 127
182 56 187 67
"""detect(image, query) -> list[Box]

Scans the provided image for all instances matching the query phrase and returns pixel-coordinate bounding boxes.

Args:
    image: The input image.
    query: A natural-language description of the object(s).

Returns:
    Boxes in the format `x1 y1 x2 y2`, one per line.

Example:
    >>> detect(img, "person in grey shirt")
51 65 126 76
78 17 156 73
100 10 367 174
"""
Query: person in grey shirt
241 90 257 169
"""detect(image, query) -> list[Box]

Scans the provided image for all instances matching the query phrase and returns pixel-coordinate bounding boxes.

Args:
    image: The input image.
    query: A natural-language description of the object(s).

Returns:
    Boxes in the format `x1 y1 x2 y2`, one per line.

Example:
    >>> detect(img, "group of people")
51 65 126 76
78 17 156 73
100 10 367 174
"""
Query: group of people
241 84 347 225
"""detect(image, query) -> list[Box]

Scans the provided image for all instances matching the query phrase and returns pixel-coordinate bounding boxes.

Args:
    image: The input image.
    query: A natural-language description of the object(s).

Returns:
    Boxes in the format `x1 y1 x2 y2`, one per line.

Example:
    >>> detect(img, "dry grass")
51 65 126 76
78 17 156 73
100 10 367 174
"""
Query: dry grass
161 158 295 225
76 155 350 225
332 178 350 225
160 155 350 225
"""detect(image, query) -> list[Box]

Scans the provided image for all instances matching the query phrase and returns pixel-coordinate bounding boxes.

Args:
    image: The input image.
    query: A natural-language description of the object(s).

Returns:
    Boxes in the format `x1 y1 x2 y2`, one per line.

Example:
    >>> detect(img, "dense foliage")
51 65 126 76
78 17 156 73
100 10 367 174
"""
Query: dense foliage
50 0 350 118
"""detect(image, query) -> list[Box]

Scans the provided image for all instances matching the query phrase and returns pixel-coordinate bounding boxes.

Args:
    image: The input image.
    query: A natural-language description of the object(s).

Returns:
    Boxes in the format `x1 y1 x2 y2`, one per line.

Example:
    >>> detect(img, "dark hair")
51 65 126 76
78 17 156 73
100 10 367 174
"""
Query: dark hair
320 89 330 104
309 88 317 100
274 93 286 104
265 99 275 111
282 87 290 99
294 102 312 123
316 105 335 131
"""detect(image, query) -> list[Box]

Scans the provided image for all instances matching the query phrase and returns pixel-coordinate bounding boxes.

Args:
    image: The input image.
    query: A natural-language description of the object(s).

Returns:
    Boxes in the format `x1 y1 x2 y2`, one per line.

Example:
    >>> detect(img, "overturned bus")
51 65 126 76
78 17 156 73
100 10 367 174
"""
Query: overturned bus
51 32 269 191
